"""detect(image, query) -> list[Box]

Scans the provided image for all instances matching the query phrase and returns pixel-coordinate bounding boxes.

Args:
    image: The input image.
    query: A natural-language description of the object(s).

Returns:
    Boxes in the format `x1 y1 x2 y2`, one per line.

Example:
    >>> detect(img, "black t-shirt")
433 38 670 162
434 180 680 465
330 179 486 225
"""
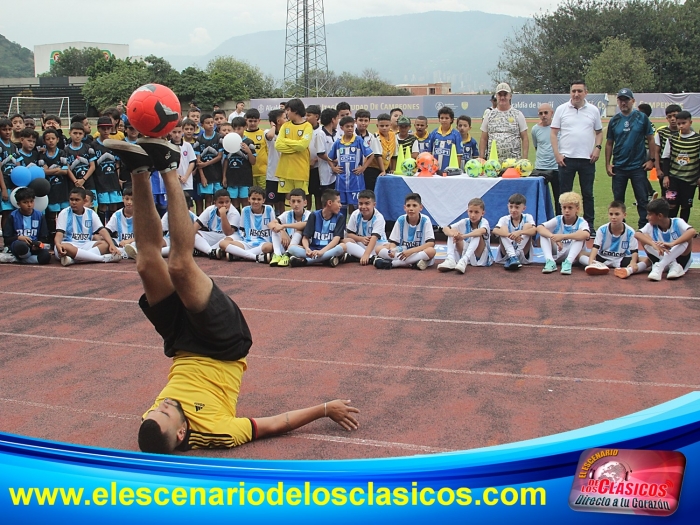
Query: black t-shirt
92 139 121 193
64 143 96 190
224 137 254 187
38 148 69 205
194 132 223 183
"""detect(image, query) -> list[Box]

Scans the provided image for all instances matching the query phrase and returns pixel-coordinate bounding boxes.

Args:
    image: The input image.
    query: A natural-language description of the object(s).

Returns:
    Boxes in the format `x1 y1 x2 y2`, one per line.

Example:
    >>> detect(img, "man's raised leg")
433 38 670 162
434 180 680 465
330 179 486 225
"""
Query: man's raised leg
140 138 213 313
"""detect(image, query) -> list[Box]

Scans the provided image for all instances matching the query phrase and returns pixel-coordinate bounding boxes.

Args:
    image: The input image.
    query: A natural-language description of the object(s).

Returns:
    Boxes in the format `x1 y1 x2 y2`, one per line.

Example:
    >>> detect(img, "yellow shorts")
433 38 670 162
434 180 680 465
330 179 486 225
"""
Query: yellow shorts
253 175 266 189
278 178 309 194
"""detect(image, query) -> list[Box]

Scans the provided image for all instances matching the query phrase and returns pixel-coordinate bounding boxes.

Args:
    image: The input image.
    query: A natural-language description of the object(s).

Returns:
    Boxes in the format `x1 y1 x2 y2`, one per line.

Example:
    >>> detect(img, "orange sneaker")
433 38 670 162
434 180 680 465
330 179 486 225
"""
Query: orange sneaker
614 267 632 279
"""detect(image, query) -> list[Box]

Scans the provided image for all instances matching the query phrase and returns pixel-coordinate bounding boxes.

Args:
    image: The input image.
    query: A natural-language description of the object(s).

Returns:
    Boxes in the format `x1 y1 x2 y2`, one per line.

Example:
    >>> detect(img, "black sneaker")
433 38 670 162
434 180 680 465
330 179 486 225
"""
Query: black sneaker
193 249 206 257
103 139 153 173
256 252 272 264
137 138 181 172
209 249 219 260
343 253 360 263
374 258 393 269
327 256 340 267
289 256 307 267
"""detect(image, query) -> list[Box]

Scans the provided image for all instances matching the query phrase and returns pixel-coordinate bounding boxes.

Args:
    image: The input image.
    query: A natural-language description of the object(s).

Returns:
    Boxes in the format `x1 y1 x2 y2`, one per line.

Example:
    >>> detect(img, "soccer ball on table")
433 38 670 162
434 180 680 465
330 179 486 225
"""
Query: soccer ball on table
483 160 501 178
127 84 181 138
465 159 483 177
401 157 417 176
517 159 533 177
502 158 517 169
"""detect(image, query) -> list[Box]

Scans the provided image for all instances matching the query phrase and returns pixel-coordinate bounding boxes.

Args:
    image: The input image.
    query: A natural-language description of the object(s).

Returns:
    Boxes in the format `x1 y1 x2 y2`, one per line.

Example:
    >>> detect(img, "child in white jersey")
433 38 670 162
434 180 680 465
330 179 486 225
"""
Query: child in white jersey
635 198 696 281
106 186 136 259
193 189 240 257
579 201 648 278
438 197 492 274
218 186 275 262
268 187 310 267
491 193 536 271
342 189 387 265
537 192 590 275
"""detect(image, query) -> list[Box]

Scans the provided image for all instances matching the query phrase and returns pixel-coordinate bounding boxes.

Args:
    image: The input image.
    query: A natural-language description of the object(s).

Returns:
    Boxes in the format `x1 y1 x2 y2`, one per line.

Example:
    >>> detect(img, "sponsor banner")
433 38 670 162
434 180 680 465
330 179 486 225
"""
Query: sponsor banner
626 93 700 117
251 94 609 119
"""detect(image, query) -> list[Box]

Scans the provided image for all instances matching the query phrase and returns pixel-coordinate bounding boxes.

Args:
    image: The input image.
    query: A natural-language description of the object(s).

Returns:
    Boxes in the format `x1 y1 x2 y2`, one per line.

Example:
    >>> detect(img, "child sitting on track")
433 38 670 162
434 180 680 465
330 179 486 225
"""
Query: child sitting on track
0 187 51 265
438 197 492 274
634 198 696 281
374 192 435 270
579 201 648 278
491 193 536 270
193 188 240 258
537 192 590 275
342 189 387 265
288 188 345 267
268 187 310 267
217 186 275 263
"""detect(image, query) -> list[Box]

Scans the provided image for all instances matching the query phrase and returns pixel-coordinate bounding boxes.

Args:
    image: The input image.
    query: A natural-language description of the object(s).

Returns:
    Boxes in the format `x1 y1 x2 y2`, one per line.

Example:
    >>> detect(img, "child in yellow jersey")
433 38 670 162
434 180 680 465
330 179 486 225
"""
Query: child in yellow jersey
243 108 268 189
275 98 313 202
104 136 359 454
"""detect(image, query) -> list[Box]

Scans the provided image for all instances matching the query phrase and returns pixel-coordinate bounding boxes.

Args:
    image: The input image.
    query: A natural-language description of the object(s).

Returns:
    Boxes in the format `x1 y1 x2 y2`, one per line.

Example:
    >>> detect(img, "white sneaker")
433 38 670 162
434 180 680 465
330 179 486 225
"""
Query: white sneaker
414 259 428 270
667 261 686 280
124 244 138 260
585 261 609 276
454 259 467 274
437 257 456 272
0 253 17 263
648 262 663 281
60 255 75 267
103 253 122 263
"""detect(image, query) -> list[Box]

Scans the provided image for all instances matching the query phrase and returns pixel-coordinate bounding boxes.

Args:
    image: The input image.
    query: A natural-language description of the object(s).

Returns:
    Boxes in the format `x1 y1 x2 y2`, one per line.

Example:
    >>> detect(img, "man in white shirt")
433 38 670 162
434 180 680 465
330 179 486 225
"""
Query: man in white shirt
227 101 246 123
550 80 603 231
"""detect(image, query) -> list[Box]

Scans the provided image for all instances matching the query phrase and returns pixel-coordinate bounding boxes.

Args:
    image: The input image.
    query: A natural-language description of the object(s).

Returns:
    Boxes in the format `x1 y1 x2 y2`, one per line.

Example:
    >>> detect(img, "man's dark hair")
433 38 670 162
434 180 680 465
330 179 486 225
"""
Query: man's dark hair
355 109 370 120
437 107 455 120
646 198 670 217
321 188 340 207
286 98 306 117
320 108 338 126
138 420 172 454
405 192 422 204
676 110 692 121
570 80 587 89
244 108 260 119
666 104 682 115
336 101 351 112
231 117 246 128
339 116 355 128
306 105 321 116
268 109 284 125
637 103 652 117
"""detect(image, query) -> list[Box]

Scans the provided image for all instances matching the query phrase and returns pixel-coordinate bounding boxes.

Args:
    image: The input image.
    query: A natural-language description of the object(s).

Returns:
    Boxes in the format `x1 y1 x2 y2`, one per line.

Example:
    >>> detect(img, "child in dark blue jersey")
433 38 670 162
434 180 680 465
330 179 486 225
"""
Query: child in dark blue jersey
0 187 51 264
457 115 479 167
38 128 68 243
194 113 223 208
0 118 21 227
426 107 463 171
287 188 345 267
222 118 256 211
93 116 123 225
17 128 40 167
64 122 97 201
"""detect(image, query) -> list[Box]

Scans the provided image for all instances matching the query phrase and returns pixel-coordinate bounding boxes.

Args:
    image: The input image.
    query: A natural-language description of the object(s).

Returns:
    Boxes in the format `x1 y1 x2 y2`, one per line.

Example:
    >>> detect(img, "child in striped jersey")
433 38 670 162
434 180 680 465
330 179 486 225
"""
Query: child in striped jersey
537 192 590 275
341 189 388 265
411 116 431 159
490 193 536 271
635 198 696 281
193 189 240 257
160 209 198 258
438 197 493 274
268 188 310 267
579 201 648 278
106 186 135 259
374 192 436 270
660 111 700 223
217 186 275 263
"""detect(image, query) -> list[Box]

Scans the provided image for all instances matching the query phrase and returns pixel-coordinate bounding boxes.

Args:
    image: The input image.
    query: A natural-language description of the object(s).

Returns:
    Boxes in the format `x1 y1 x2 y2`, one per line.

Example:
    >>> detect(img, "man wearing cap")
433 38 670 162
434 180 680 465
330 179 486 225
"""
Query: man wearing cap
479 83 528 161
483 94 497 119
550 80 603 231
605 88 655 228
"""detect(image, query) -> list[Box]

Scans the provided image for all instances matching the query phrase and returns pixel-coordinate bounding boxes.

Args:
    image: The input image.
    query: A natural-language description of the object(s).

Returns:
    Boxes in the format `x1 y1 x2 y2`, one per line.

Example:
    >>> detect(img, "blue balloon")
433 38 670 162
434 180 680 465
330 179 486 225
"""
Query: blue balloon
10 166 31 187
29 165 45 181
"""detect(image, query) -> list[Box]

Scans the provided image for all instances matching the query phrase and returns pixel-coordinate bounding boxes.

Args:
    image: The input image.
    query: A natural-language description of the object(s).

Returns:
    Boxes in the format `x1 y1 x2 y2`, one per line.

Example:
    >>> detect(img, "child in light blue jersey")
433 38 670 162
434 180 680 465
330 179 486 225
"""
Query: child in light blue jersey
375 192 436 270
341 189 388 265
536 192 590 275
268 187 310 267
491 193 536 270
106 186 135 259
439 198 492 274
288 188 345 267
218 186 275 263
635 198 696 281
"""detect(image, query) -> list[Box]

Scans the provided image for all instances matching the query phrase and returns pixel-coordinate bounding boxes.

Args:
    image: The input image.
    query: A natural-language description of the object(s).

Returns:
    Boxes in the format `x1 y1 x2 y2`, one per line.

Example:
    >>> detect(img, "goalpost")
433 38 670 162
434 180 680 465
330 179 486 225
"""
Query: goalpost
8 97 71 122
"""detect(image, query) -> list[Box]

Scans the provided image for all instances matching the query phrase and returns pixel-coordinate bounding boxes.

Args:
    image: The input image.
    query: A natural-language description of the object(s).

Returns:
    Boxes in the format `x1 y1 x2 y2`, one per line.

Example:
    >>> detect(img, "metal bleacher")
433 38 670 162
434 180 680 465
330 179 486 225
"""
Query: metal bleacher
0 76 89 118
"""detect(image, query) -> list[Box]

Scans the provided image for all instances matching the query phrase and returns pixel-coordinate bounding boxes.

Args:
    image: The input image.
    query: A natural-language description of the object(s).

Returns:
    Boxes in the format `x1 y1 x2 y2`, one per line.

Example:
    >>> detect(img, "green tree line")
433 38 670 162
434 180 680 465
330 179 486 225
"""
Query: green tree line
47 47 409 112
495 0 700 93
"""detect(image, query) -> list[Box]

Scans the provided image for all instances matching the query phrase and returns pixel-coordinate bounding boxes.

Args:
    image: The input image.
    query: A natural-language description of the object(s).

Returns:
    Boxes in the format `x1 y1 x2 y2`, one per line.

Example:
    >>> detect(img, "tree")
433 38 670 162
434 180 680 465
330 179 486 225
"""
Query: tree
0 35 33 78
82 59 152 112
585 37 655 93
49 47 107 77
205 56 278 99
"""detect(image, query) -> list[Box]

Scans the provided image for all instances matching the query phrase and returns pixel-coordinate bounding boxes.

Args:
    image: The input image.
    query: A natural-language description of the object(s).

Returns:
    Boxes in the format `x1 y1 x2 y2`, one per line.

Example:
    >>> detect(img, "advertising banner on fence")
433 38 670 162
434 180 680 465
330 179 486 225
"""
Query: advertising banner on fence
250 94 609 119
627 93 700 117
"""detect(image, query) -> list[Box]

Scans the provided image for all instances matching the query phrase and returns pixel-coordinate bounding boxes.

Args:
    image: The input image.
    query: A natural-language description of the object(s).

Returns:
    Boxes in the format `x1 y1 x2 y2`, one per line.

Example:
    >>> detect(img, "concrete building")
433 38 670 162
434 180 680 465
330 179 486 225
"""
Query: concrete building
34 42 129 76
396 82 452 96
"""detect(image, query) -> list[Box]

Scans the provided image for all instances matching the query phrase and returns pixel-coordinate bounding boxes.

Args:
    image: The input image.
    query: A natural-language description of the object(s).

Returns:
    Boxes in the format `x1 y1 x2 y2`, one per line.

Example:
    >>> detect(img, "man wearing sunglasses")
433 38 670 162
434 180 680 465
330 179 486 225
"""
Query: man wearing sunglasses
531 103 560 214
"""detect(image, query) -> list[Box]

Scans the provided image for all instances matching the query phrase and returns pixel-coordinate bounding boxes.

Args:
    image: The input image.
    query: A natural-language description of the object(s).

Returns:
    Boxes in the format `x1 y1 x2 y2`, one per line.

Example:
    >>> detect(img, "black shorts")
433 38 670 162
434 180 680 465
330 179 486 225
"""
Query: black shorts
139 281 252 361
364 167 382 192
665 177 697 208
265 180 285 203
595 254 632 267
309 167 320 196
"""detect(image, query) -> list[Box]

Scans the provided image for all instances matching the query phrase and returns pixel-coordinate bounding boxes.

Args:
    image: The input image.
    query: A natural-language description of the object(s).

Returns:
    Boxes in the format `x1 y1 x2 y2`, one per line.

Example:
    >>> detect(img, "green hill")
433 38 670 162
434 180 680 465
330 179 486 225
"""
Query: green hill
0 34 34 77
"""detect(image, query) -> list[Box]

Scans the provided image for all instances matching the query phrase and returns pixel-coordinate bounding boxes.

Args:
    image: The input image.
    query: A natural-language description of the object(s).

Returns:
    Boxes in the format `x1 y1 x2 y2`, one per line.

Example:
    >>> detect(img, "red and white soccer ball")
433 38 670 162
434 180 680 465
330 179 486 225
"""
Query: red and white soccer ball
127 84 181 138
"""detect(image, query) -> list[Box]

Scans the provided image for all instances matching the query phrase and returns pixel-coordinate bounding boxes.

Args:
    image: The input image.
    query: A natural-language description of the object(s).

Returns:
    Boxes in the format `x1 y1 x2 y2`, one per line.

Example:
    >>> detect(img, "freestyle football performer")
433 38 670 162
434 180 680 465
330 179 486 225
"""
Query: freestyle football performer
105 135 359 454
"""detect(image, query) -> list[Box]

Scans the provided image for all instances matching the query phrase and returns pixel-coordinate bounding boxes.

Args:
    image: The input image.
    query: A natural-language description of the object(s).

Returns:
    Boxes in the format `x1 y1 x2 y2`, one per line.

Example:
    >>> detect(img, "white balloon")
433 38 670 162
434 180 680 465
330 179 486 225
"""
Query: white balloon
34 195 49 212
222 133 242 154
9 186 27 208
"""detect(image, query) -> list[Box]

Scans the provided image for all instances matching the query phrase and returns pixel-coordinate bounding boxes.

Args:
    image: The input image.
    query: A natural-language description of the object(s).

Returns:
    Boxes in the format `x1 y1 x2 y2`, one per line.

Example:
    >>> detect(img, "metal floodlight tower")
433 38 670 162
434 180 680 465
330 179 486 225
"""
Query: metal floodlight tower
283 0 329 97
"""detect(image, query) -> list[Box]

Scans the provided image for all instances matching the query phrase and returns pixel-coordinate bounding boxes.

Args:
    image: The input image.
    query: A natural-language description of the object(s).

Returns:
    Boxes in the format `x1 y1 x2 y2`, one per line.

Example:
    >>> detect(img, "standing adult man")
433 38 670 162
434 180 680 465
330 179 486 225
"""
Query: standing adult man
551 80 603 231
227 101 246 123
605 88 655 228
531 103 561 215
479 83 529 161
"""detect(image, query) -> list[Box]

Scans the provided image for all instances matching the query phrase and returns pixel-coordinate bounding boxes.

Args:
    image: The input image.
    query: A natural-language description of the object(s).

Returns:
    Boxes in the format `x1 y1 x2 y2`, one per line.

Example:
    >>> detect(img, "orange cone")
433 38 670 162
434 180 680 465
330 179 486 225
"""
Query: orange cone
649 167 658 181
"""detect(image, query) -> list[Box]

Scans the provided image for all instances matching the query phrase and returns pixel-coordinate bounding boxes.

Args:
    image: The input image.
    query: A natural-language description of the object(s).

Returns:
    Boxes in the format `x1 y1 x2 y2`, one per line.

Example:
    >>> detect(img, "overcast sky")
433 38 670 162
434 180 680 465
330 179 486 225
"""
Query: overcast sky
0 1 558 57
